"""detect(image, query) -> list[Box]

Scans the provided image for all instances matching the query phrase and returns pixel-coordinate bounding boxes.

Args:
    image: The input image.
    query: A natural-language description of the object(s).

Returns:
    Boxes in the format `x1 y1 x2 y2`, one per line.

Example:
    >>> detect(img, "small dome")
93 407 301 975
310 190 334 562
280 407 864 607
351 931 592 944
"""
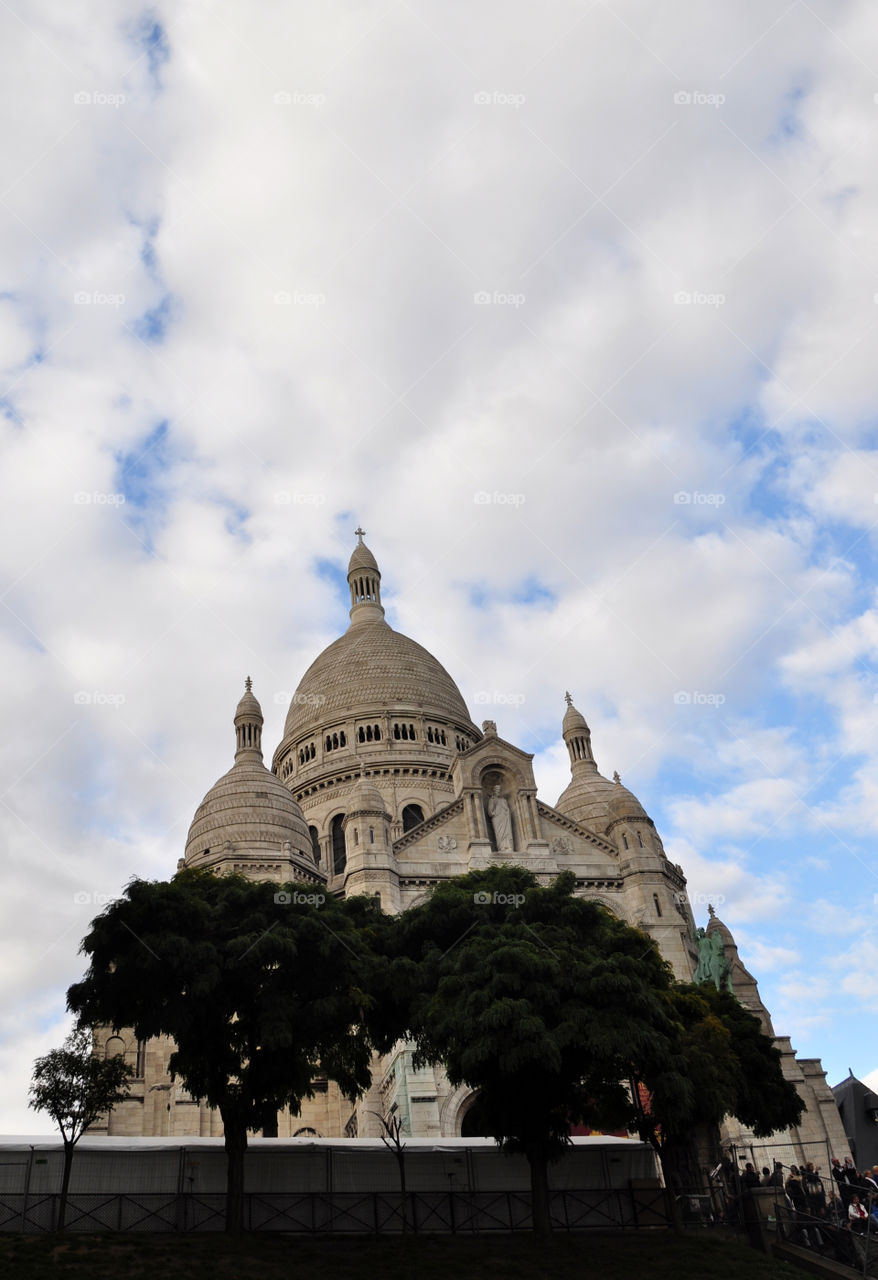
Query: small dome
185 758 311 863
235 676 262 723
706 906 737 950
607 782 649 823
555 770 618 830
349 774 387 813
348 538 379 576
562 693 589 736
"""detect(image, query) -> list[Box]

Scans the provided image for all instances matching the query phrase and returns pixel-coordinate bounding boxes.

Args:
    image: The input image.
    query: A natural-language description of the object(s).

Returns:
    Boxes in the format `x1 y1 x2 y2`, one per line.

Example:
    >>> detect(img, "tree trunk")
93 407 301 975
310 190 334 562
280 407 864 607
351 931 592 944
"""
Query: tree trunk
528 1145 553 1239
57 1142 74 1233
221 1112 248 1234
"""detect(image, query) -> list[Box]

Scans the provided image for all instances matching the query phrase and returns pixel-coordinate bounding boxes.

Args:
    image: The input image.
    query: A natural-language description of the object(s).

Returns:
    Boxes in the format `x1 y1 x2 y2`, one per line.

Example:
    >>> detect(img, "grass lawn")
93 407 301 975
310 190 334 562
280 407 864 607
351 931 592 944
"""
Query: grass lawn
0 1231 813 1279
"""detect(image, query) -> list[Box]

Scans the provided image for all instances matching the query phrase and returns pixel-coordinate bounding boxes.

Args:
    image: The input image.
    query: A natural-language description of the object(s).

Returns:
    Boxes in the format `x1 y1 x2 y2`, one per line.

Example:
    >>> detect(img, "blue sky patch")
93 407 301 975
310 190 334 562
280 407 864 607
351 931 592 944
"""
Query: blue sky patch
133 293 175 343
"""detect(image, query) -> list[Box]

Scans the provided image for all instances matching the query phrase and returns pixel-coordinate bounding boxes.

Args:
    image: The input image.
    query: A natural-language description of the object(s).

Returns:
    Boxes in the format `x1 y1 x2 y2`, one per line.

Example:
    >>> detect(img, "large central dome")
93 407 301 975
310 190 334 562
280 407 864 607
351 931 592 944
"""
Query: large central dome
284 620 473 739
272 534 480 789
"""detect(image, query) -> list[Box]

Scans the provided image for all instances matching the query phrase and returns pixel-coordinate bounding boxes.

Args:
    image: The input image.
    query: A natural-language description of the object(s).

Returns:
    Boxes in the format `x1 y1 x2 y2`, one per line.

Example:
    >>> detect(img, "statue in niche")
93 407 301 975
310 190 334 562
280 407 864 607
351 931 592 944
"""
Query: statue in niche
487 784 514 852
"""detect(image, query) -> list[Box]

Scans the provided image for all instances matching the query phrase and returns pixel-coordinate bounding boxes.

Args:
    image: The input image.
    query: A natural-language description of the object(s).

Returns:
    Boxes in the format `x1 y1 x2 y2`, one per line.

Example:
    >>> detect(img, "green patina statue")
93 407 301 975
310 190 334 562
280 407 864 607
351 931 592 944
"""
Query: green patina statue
693 912 734 995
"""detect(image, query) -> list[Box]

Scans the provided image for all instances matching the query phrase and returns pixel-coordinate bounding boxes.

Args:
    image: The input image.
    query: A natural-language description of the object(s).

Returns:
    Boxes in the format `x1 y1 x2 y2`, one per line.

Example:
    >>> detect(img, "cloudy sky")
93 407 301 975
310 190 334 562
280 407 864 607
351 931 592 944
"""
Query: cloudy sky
2 0 877 1134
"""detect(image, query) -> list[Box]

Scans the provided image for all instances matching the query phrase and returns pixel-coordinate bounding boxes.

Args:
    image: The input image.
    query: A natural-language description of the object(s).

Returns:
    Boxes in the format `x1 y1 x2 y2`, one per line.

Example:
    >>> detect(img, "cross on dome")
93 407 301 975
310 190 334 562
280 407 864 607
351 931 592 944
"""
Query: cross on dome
564 691 573 707
245 675 252 693
354 526 366 542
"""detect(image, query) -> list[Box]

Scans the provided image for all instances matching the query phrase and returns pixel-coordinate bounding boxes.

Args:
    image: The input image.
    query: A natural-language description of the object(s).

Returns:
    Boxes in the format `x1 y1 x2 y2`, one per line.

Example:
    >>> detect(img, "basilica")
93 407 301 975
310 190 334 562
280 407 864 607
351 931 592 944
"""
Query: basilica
93 534 850 1164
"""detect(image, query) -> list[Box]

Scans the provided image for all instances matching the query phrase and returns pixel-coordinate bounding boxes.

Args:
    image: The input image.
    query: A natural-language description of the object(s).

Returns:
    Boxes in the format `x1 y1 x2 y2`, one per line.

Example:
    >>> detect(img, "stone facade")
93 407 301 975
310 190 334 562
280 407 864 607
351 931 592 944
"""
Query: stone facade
92 534 851 1165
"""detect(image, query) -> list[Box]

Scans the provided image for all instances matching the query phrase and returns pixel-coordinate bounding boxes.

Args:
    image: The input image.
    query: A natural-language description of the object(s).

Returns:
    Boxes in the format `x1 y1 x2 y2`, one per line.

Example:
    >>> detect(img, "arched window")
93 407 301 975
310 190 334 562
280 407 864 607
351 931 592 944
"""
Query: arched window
309 825 320 864
331 814 346 875
622 833 629 850
369 826 374 843
637 830 643 847
653 894 662 918
374 725 381 741
402 804 424 832
409 724 415 740
393 724 400 740
358 726 365 743
135 1040 146 1077
105 1035 125 1060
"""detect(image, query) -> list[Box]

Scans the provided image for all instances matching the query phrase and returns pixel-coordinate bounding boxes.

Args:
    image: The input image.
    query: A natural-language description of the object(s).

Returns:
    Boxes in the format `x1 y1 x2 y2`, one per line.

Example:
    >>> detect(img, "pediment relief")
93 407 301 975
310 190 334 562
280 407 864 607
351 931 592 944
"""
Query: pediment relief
536 801 617 857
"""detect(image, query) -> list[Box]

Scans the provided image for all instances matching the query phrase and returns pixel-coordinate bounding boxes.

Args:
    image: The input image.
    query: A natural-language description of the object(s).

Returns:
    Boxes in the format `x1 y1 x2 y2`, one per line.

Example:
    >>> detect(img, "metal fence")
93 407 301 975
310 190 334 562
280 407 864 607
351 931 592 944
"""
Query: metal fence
0 1185 671 1235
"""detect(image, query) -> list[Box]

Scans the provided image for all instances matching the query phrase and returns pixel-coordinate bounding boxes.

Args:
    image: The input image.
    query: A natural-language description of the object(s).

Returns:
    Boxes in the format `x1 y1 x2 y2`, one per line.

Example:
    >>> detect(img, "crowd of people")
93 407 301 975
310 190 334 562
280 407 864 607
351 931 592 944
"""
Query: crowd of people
720 1152 878 1262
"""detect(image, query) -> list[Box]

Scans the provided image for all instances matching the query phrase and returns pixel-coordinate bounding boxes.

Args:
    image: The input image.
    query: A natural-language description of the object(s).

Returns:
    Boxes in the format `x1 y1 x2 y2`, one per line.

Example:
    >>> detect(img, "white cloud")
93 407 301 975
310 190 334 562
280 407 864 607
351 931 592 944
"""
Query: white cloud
3 0 878 1125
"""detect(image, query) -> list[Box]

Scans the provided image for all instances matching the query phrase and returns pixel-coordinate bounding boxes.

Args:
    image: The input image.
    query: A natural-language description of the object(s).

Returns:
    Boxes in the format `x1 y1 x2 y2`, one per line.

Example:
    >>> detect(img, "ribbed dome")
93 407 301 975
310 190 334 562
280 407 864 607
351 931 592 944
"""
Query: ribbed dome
235 681 262 722
607 783 649 823
283 619 476 739
562 695 589 736
555 768 619 831
706 907 737 951
185 758 311 863
349 774 387 813
348 540 379 575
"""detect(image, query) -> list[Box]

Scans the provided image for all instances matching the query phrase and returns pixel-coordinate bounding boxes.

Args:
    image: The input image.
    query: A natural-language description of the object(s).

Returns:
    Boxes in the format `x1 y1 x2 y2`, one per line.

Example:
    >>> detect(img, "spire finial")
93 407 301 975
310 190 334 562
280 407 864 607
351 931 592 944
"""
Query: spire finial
708 903 716 918
613 770 621 784
564 691 573 707
245 675 252 693
354 525 366 543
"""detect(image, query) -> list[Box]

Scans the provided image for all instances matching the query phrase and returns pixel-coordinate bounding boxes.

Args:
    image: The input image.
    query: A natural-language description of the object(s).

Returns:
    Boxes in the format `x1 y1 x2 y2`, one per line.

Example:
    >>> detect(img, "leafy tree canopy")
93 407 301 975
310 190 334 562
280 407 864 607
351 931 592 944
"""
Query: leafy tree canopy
29 1025 133 1147
68 868 384 1134
381 865 680 1157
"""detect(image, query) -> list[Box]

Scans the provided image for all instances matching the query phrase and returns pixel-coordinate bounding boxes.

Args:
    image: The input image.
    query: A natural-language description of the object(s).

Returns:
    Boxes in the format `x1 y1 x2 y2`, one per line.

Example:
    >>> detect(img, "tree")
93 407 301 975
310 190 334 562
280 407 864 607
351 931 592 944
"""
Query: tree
68 868 382 1232
370 1110 409 1233
380 865 680 1238
29 1025 133 1231
632 983 805 1190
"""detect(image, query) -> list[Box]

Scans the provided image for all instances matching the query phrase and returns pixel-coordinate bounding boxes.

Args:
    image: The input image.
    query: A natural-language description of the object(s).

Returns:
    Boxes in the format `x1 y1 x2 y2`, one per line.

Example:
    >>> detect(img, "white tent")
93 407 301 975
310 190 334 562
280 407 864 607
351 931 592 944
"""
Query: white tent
0 1135 661 1195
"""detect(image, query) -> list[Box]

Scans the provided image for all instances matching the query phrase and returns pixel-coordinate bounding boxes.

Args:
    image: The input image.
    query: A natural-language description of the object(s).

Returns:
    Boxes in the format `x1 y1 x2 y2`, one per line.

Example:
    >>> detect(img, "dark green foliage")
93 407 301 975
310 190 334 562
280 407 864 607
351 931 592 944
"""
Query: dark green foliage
67 869 383 1229
381 866 680 1234
651 984 804 1138
29 1025 133 1230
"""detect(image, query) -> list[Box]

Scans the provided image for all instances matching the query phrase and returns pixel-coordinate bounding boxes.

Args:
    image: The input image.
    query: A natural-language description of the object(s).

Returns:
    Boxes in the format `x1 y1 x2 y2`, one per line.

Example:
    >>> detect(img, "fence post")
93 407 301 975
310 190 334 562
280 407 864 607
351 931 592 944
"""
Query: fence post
19 1147 34 1232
